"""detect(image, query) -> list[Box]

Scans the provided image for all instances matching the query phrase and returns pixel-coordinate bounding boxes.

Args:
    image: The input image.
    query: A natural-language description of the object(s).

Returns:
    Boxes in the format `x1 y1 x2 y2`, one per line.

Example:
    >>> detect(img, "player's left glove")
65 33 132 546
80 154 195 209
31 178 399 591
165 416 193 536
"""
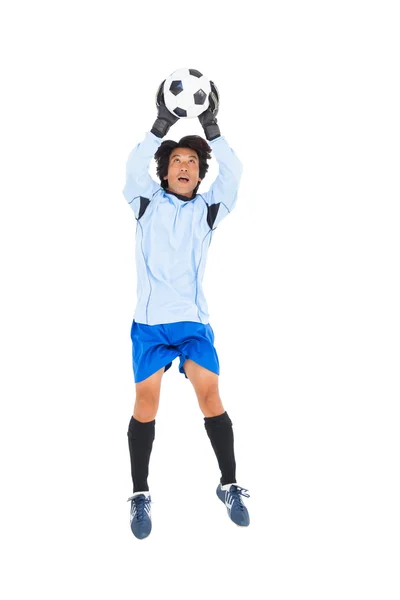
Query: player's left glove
198 81 221 141
151 80 179 138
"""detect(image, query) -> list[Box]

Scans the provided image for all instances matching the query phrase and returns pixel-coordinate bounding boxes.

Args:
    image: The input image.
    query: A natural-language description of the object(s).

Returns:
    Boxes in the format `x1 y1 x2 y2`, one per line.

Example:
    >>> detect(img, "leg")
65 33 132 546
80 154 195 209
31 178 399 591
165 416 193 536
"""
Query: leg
133 366 165 422
127 366 165 492
183 359 236 484
182 358 224 417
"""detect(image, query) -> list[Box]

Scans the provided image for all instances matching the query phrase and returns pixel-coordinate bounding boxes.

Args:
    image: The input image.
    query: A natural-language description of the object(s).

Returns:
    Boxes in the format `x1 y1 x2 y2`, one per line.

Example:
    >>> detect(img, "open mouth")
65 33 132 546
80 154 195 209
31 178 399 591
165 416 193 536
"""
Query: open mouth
178 177 189 183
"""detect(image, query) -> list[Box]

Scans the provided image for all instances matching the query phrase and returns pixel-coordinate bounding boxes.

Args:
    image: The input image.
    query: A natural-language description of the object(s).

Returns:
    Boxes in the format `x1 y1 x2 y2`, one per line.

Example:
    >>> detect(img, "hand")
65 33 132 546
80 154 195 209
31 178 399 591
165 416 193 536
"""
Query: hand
150 80 180 139
198 81 221 141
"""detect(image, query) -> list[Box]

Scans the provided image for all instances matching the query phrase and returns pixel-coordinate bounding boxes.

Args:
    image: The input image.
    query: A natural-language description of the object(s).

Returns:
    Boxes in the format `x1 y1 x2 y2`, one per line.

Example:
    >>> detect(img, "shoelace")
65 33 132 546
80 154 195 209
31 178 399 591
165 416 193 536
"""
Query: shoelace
229 486 250 510
127 495 151 521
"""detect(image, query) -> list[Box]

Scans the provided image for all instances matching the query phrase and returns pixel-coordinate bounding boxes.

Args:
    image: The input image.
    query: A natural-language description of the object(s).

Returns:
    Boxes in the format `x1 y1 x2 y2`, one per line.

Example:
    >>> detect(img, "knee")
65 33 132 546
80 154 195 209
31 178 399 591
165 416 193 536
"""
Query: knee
134 392 159 422
198 387 224 416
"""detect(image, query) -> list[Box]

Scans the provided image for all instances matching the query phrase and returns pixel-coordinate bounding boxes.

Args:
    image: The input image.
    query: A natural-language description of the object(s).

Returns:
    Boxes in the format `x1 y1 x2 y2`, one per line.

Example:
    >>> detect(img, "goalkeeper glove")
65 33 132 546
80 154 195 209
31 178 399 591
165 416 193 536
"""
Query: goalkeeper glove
150 80 179 138
198 81 221 141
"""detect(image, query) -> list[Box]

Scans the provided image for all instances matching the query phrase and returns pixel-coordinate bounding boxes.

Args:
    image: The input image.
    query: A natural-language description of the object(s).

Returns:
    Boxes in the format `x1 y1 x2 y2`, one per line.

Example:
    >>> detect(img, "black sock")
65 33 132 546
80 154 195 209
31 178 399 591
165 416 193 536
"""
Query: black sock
204 411 236 485
127 416 155 493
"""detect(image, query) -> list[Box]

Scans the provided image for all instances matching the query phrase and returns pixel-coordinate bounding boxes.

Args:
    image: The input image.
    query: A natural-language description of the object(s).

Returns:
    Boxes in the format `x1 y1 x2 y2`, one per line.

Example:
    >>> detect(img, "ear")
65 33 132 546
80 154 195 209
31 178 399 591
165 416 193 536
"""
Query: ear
163 175 168 180
198 178 202 182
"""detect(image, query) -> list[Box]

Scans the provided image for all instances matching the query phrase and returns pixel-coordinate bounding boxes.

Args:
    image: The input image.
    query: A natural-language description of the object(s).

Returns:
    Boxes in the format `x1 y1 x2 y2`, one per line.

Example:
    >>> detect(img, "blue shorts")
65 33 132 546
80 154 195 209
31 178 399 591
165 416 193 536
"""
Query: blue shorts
130 320 220 383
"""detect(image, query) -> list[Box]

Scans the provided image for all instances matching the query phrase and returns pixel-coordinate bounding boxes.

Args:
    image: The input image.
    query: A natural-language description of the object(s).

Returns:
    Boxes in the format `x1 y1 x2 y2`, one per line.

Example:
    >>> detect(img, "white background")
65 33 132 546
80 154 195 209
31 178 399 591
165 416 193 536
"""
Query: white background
1 0 399 598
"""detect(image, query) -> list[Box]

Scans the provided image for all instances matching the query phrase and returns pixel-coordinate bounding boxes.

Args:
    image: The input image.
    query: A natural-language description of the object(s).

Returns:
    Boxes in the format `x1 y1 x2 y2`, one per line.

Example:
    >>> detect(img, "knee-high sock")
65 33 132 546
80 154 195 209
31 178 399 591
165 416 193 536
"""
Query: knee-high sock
127 416 155 493
204 411 236 485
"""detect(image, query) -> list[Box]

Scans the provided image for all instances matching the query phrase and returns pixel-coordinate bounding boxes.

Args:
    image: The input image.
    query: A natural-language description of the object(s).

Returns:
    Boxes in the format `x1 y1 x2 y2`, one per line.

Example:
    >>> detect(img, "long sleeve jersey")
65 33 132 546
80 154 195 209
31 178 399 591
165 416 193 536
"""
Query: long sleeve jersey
123 131 243 325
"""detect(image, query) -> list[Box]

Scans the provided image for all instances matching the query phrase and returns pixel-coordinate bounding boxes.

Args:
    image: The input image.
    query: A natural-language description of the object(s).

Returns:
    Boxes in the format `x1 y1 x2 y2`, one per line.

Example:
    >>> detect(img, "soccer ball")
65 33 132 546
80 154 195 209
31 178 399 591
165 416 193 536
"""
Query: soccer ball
163 68 211 119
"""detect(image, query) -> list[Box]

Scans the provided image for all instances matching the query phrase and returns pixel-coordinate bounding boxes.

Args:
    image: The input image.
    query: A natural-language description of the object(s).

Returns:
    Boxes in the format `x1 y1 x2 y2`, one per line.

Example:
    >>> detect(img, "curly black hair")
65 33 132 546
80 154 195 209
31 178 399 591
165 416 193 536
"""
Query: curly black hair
154 135 212 196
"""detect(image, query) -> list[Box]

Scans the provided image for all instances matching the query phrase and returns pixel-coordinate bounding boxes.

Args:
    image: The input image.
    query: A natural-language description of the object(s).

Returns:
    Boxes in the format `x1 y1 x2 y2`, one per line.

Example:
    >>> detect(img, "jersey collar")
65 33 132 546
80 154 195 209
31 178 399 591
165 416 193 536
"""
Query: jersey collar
166 190 196 202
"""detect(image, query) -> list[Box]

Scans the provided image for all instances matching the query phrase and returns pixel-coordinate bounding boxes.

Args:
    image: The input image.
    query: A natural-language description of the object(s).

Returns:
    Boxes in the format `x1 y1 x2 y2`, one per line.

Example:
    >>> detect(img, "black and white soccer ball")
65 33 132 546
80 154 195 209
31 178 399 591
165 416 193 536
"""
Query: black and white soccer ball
163 68 211 119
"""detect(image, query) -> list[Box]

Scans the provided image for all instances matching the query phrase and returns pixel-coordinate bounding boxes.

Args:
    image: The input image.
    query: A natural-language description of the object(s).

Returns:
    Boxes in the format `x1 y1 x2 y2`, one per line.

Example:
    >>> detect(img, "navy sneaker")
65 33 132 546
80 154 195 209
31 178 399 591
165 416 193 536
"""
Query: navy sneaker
216 483 250 527
127 491 152 539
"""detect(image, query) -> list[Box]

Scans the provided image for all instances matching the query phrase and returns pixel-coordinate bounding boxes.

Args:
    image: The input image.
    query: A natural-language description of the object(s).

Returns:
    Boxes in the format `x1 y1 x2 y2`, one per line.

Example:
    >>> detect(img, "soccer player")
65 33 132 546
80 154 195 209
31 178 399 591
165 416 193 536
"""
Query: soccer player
123 80 250 539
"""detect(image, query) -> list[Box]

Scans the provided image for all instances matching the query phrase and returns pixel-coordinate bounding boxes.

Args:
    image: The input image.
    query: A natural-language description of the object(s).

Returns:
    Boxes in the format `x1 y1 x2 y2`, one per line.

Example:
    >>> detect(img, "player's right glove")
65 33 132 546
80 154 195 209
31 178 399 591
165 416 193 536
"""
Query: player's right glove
198 81 221 141
150 80 179 138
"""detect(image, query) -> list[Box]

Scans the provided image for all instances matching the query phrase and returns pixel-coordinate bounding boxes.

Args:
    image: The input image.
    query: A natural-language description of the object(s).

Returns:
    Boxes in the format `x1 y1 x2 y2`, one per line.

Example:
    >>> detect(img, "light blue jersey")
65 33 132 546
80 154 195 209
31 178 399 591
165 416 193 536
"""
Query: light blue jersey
123 131 243 325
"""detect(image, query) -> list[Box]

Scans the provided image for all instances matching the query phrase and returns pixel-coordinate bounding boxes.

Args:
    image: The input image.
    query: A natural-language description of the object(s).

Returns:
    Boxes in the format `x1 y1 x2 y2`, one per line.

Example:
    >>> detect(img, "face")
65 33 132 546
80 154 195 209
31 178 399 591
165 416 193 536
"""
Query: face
163 148 202 198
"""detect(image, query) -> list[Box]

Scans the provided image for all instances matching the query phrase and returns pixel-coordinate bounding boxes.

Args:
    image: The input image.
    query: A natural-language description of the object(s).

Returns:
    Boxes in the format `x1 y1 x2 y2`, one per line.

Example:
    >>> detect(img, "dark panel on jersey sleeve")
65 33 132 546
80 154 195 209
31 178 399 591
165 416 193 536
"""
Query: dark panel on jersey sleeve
207 203 220 229
137 196 151 220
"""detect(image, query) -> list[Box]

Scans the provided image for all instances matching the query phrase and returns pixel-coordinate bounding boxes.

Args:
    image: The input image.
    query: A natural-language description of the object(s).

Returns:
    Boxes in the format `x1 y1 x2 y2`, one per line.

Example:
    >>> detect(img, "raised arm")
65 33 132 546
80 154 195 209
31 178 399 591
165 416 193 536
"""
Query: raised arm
123 132 162 218
123 80 179 219
198 82 243 229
